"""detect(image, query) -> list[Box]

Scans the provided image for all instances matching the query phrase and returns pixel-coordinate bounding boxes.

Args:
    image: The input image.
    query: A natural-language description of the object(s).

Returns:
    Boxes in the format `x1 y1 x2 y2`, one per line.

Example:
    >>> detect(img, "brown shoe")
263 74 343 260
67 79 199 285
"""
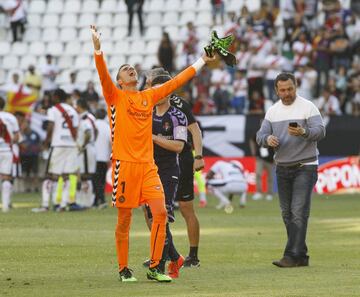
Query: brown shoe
272 256 309 268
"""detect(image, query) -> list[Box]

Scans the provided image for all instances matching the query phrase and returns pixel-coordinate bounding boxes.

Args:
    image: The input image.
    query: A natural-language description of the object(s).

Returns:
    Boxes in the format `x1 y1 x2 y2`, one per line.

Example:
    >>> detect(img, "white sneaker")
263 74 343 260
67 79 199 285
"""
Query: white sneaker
265 194 273 201
252 192 263 200
215 202 226 210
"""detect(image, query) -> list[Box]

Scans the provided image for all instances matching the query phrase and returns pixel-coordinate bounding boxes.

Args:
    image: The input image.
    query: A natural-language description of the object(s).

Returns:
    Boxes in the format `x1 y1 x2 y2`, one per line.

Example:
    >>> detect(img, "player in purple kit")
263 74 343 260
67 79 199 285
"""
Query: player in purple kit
145 74 187 278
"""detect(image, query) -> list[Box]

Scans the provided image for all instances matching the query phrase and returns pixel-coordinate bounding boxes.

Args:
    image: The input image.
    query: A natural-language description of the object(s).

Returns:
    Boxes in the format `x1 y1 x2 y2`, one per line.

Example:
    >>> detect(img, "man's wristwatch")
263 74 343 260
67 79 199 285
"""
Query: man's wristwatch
194 155 203 160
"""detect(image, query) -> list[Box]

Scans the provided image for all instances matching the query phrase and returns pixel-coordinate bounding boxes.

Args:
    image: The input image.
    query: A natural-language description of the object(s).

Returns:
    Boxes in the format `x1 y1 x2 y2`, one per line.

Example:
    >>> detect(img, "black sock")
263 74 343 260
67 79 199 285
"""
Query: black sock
189 246 198 259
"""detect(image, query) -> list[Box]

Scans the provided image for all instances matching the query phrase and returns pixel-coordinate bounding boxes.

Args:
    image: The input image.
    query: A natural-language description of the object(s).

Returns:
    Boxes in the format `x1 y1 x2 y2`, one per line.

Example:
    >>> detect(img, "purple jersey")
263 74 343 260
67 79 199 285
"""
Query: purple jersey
153 106 187 169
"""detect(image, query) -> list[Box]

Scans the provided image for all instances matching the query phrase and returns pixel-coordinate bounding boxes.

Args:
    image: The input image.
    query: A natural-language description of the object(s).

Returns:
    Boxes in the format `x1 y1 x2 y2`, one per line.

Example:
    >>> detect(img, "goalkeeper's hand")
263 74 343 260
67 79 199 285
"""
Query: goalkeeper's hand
90 24 101 51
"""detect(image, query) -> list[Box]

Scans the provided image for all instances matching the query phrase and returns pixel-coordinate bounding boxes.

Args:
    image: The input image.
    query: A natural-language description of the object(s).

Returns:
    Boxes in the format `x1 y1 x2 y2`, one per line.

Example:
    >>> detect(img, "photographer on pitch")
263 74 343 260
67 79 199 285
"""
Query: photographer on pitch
256 72 325 268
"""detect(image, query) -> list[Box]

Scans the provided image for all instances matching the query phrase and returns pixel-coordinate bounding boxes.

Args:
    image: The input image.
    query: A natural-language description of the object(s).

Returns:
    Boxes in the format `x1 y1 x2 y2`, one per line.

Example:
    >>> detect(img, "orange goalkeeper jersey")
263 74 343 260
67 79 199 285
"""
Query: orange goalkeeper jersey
94 53 196 163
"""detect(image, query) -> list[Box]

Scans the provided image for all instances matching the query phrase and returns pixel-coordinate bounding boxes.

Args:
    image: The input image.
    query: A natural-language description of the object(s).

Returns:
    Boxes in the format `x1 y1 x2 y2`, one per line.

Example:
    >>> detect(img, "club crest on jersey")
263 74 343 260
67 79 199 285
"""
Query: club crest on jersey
118 195 125 203
163 121 171 132
142 100 148 106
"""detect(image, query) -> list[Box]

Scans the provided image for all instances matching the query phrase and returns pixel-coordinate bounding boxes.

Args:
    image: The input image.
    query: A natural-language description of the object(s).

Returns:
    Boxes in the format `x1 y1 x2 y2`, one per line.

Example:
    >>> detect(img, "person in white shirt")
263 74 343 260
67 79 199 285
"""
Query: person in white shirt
61 72 84 95
1 0 27 42
75 98 98 208
295 64 317 100
292 32 312 68
0 96 19 212
206 160 248 213
0 72 32 99
93 108 111 208
231 70 248 114
41 54 60 94
316 87 342 116
33 89 79 212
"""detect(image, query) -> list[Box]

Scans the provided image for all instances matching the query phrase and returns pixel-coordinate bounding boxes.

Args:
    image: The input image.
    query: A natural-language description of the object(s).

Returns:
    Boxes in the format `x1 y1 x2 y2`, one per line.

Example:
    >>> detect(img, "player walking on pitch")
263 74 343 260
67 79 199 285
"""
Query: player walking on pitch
91 25 217 282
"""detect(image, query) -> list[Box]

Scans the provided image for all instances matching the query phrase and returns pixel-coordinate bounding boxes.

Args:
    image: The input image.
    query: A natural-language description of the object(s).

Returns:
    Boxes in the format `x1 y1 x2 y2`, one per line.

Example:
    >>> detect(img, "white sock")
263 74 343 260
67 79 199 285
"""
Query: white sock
2 180 12 212
61 180 69 208
51 181 59 206
41 179 52 208
240 192 247 206
212 187 230 205
85 180 95 208
199 192 207 202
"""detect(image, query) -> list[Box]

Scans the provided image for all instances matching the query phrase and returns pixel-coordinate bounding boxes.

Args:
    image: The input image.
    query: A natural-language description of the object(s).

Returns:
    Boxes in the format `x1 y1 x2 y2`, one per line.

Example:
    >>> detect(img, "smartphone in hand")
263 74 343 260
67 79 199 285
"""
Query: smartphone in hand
289 122 298 128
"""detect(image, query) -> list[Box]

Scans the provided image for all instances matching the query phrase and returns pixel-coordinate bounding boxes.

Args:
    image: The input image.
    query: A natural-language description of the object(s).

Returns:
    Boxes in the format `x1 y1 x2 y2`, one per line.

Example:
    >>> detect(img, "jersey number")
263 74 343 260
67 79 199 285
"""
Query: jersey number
62 115 74 128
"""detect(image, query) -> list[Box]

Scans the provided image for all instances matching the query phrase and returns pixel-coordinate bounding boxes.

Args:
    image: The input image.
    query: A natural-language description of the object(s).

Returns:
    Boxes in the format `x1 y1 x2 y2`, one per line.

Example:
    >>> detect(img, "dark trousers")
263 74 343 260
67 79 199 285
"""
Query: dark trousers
276 165 318 260
93 161 108 205
11 20 25 42
126 1 144 35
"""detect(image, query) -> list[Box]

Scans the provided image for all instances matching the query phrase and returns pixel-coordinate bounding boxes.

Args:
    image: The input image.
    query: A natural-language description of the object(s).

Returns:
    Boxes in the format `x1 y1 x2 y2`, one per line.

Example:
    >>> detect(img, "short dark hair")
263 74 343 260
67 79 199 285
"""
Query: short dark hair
274 72 296 89
116 64 130 81
151 75 171 86
53 88 67 103
95 108 107 120
0 96 5 110
76 98 89 111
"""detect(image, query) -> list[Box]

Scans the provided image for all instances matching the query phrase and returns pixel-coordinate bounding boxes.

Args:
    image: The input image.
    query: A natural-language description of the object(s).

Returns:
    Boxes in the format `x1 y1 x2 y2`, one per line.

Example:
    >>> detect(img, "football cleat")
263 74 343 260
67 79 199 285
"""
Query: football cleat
147 266 172 282
167 255 185 278
182 256 200 268
119 267 137 282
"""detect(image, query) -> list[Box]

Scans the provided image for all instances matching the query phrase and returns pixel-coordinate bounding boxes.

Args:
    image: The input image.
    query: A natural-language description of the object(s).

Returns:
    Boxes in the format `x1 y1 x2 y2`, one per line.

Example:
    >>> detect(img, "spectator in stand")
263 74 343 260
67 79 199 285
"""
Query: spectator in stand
316 86 342 116
180 22 199 68
264 46 287 102
210 62 231 114
125 0 144 37
19 118 41 192
312 27 332 97
211 0 225 26
238 5 251 27
281 0 296 31
247 40 265 100
0 72 31 101
248 90 265 115
41 54 59 94
231 70 247 114
24 65 42 101
193 93 216 115
158 32 175 74
236 42 251 73
61 72 83 95
1 0 27 42
81 81 100 113
292 31 313 68
295 63 317 101
329 25 351 71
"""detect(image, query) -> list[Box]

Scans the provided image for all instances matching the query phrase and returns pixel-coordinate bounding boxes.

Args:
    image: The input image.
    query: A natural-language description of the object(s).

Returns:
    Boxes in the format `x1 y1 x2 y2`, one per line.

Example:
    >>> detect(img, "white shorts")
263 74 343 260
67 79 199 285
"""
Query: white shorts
208 180 248 194
48 147 78 175
0 151 13 176
78 145 96 175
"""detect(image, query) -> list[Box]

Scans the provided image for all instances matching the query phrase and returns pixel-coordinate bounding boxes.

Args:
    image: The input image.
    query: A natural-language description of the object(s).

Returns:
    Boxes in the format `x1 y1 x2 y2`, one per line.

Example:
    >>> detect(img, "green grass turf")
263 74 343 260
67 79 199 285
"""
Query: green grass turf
1 193 360 297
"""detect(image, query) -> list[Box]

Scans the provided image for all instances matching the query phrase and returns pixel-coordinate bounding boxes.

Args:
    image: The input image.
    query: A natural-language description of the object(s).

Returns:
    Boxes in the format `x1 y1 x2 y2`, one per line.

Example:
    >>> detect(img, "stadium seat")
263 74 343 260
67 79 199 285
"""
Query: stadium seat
28 0 46 14
59 28 78 42
82 41 96 55
165 26 179 41
23 27 42 42
197 26 211 40
99 27 112 41
117 0 127 13
77 69 93 84
27 14 42 28
19 55 36 70
179 11 196 25
101 41 114 53
0 69 5 84
129 40 146 55
147 12 162 26
79 13 96 28
145 40 159 55
11 42 28 56
29 41 46 56
143 55 159 70
79 27 91 42
82 0 99 13
60 14 78 28
57 69 71 84
182 0 198 11
113 13 128 27
109 55 126 71
46 41 64 57
97 13 113 28
162 12 179 26
164 0 182 12
113 40 130 55
58 56 74 69
197 11 212 26
127 54 143 66
112 27 128 41
145 26 162 41
198 0 211 11
75 56 91 69
46 1 64 14
42 28 59 42
3 56 19 70
42 14 60 28
148 0 165 12
101 0 118 13
64 41 82 56
64 0 82 13
0 41 11 56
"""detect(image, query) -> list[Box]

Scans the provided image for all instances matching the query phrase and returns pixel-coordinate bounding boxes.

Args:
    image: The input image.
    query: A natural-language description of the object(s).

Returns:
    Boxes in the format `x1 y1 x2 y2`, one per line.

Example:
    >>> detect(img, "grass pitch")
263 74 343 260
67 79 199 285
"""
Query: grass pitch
1 193 360 297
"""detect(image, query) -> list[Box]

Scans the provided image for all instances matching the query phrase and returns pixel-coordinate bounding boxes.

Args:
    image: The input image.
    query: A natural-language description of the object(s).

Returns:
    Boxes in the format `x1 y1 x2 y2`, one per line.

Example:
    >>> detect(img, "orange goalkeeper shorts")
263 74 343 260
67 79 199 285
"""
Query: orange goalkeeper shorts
111 160 164 208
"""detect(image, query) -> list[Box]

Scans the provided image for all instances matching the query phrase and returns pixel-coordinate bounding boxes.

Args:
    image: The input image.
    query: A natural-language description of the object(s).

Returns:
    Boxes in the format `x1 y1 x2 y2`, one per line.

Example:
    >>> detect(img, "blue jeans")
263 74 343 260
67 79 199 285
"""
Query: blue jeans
276 165 318 260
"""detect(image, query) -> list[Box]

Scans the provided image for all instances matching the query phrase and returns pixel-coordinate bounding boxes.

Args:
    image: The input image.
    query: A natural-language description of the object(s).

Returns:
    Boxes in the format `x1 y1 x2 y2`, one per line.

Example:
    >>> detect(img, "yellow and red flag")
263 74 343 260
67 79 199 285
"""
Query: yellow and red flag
5 85 37 114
